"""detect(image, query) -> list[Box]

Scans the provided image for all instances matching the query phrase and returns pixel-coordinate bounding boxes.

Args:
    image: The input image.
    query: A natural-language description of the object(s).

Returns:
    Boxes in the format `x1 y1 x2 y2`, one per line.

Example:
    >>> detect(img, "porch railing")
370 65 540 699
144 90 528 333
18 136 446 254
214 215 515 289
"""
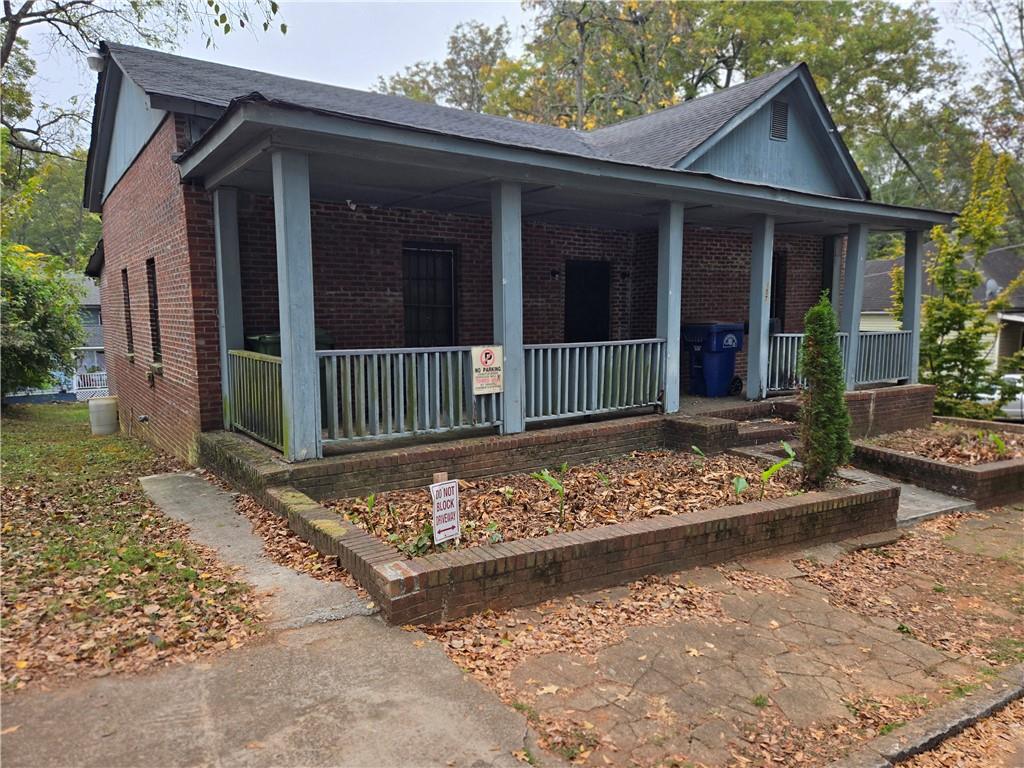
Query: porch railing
524 338 665 422
227 350 284 451
75 371 108 389
857 330 913 384
318 347 501 442
767 330 912 392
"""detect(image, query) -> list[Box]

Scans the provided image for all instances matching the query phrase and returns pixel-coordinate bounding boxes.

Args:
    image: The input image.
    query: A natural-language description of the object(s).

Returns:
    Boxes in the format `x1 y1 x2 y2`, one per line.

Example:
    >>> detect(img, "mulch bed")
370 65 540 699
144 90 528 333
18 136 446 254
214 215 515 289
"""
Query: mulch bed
868 423 1023 465
325 449 806 557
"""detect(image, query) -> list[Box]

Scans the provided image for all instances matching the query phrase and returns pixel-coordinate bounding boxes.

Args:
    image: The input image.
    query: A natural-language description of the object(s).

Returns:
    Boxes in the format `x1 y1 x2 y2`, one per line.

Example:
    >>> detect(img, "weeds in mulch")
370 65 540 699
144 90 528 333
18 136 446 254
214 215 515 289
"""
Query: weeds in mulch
795 511 1024 667
868 423 1023 465
326 449 804 557
1 405 261 693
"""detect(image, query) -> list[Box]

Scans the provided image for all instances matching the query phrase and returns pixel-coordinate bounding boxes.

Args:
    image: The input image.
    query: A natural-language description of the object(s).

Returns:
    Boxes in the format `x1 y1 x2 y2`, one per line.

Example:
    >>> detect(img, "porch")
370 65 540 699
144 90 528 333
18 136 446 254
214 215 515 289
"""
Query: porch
179 105 941 460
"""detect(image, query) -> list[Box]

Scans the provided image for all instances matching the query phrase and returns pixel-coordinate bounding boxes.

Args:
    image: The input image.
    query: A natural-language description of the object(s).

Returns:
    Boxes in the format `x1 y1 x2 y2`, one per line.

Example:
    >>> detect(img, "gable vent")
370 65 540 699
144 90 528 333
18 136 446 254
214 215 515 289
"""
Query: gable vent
770 100 789 141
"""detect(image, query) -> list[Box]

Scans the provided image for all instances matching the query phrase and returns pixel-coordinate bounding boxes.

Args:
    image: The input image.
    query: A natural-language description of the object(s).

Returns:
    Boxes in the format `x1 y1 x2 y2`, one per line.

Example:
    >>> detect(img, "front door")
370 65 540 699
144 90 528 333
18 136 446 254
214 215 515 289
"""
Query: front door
564 260 611 343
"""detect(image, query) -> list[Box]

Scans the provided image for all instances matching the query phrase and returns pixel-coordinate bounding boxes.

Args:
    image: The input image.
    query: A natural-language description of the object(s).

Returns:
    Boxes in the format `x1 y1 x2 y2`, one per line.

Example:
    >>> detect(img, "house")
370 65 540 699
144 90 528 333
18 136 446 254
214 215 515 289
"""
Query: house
70 271 110 399
860 244 1024 369
83 42 953 462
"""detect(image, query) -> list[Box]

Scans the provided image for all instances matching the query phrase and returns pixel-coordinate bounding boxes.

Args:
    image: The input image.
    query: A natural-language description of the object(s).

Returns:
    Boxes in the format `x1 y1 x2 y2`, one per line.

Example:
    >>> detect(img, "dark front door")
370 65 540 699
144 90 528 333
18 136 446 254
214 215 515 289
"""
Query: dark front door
564 260 611 343
770 251 787 333
402 243 456 347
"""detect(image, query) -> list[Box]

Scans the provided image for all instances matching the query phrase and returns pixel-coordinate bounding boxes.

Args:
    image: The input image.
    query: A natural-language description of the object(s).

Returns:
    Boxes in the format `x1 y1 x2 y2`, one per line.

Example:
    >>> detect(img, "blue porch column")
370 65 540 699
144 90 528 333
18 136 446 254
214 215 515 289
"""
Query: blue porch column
902 229 924 384
492 181 525 434
657 201 684 412
746 214 775 400
214 187 243 430
272 150 320 460
840 223 869 390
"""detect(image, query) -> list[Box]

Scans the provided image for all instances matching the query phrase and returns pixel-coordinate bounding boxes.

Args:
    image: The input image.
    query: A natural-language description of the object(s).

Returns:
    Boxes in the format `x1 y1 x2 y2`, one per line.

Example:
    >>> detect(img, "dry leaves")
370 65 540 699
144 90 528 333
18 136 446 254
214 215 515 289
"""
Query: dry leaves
1 405 262 693
326 450 804 556
903 698 1024 767
795 511 1024 665
869 423 1023 465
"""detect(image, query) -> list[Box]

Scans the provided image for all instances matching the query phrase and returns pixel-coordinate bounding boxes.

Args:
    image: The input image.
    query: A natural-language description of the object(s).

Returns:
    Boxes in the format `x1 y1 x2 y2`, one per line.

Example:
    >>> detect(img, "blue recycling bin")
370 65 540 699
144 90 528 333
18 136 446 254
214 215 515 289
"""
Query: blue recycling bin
682 322 744 397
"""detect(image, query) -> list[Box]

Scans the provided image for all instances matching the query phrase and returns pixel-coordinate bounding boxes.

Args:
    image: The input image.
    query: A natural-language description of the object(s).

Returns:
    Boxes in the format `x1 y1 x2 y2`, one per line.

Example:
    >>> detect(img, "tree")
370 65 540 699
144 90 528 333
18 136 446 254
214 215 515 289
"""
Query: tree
1 243 84 396
798 293 852 488
919 144 1014 417
376 21 510 112
1 0 286 158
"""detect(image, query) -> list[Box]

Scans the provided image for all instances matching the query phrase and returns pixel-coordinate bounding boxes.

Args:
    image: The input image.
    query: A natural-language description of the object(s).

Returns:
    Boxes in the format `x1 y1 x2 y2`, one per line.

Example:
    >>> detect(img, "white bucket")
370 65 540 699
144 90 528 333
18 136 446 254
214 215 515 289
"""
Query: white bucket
88 396 119 436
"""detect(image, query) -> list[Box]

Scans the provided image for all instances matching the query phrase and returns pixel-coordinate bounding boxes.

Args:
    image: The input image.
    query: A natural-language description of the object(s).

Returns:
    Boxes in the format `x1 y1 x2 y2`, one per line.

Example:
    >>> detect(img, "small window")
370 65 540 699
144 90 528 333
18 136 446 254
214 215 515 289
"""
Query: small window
402 243 456 347
121 269 134 355
770 100 788 141
145 258 162 363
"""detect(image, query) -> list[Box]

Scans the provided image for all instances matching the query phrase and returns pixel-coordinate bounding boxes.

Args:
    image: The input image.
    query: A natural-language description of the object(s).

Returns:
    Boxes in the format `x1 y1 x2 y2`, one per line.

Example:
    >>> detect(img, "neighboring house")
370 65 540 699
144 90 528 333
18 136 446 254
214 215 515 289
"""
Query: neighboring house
83 42 953 461
70 270 111 400
860 244 1024 370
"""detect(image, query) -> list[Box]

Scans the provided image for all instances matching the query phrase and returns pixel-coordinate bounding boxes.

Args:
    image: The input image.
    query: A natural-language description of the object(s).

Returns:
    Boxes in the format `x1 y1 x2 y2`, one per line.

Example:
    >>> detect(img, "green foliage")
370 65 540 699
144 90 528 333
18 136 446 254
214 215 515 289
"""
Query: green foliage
752 694 769 708
1 244 84 395
596 470 611 487
531 468 567 522
760 441 796 498
920 144 1014 417
799 293 853 488
731 476 748 499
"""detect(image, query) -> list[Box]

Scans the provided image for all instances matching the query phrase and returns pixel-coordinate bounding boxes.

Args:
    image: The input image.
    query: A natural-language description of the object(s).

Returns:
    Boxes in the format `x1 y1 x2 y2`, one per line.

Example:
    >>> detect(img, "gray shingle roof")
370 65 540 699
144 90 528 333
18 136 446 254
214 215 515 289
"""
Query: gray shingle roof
584 65 802 167
104 42 801 170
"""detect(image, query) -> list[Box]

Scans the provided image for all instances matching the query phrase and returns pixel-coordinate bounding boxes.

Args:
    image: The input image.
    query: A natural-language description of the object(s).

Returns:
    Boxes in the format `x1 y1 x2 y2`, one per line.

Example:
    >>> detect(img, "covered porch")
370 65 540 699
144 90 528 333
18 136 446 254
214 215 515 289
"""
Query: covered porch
180 101 944 461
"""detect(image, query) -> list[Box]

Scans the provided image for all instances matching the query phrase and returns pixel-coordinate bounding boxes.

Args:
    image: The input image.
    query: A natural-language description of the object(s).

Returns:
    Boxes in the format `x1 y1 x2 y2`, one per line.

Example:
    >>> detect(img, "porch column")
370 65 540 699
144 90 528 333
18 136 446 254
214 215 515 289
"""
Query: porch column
746 214 775 400
828 235 843 312
840 223 869 390
214 187 243 429
272 150 319 461
657 201 684 413
492 181 525 434
902 229 924 384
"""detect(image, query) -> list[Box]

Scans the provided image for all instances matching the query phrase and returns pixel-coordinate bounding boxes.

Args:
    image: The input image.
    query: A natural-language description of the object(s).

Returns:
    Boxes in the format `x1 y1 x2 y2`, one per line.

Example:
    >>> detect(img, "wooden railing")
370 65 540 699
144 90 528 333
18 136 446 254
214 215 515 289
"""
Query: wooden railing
317 347 501 442
767 330 912 392
227 350 284 451
857 330 913 384
75 371 108 389
524 338 664 422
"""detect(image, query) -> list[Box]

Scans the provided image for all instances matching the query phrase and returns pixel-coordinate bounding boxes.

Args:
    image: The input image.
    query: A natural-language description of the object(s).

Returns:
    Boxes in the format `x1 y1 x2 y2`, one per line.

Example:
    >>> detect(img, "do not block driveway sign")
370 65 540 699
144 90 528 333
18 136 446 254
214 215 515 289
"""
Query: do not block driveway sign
430 479 460 545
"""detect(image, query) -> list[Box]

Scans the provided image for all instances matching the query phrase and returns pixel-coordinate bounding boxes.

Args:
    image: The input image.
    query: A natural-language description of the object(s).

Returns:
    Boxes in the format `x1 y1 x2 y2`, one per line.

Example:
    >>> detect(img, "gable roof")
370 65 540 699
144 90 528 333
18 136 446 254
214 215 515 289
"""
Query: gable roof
862 243 1024 313
88 43 870 206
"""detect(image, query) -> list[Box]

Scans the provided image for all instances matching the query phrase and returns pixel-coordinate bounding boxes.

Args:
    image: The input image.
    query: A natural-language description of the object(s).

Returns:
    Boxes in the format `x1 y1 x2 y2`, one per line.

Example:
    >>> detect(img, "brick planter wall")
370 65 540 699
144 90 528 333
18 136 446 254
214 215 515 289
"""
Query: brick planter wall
853 443 1024 509
266 477 899 625
846 385 936 438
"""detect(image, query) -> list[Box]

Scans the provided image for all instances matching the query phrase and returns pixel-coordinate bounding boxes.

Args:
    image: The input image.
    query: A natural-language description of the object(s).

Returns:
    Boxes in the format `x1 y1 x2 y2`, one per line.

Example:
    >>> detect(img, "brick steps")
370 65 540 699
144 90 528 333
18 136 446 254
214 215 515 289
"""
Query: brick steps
736 420 798 446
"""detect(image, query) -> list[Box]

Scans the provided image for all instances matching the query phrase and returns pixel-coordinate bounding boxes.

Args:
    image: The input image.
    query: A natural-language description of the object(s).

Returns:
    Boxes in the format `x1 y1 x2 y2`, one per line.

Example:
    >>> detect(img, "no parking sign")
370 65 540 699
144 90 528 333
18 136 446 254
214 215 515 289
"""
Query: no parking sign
471 345 503 395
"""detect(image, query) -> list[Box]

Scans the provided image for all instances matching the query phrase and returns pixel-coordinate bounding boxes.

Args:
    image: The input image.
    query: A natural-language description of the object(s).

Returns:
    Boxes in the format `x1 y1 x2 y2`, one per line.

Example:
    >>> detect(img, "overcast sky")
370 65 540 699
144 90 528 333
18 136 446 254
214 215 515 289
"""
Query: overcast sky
24 0 986 134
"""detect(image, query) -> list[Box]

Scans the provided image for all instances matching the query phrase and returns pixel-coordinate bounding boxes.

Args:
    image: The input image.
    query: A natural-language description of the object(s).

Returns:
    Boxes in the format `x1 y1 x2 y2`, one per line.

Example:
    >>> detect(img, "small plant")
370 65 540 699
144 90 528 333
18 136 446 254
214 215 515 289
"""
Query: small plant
532 468 567 523
759 441 796 498
752 694 769 708
398 521 434 557
878 721 904 736
933 583 947 593
498 485 516 503
732 476 749 499
559 461 569 474
799 293 853 488
365 492 377 517
896 622 914 636
691 445 706 466
485 520 503 544
989 431 1008 455
596 470 611 487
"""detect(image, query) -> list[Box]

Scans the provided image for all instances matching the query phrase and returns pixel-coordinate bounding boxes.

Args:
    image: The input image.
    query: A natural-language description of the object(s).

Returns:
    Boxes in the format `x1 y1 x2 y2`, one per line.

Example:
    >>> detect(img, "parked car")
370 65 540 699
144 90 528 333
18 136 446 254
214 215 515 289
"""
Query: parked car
977 373 1024 421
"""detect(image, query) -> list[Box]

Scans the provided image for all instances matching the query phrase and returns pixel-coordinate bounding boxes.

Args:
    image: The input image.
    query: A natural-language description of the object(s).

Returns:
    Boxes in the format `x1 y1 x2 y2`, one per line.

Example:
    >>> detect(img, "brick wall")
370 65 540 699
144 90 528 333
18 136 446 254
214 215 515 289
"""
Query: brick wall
99 115 214 460
845 385 936 439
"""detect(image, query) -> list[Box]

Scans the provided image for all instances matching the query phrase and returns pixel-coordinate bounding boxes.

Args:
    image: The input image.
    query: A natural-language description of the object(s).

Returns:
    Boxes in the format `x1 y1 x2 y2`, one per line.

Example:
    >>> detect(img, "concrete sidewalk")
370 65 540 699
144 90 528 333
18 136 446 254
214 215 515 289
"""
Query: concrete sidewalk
1 472 528 768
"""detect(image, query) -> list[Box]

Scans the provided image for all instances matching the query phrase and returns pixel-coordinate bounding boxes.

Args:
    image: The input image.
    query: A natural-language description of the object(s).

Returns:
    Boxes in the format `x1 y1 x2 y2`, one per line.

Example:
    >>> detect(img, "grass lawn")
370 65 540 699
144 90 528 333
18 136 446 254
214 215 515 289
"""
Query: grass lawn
1 404 261 692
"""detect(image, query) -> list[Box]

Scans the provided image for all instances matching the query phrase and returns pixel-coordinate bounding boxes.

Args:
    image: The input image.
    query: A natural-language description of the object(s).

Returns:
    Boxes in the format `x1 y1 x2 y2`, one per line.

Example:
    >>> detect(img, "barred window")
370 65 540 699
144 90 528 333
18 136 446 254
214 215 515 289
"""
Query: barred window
145 258 162 363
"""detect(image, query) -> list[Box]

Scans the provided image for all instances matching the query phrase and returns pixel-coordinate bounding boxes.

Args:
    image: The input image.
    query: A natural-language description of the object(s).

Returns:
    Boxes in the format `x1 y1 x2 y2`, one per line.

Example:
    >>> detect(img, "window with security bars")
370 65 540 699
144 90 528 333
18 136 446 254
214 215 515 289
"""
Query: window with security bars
770 100 788 141
145 258 162 363
121 268 134 355
402 243 456 347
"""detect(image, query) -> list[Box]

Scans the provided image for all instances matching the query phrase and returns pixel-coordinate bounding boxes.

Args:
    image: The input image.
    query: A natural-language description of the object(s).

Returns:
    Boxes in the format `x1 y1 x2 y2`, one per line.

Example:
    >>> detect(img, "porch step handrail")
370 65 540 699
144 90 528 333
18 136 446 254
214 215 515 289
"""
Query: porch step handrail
75 371 108 389
227 349 284 451
524 338 665 422
318 346 501 442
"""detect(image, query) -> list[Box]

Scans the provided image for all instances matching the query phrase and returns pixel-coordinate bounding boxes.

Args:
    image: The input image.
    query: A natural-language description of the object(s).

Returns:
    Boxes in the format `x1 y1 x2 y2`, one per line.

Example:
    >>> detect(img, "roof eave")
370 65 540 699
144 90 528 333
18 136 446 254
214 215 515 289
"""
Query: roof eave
178 99 955 230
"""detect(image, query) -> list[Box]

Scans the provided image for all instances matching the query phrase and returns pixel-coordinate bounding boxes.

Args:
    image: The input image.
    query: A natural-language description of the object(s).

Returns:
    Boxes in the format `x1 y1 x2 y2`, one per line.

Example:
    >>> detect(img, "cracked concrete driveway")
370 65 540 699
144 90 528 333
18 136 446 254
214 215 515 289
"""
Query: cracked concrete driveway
1 473 528 768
